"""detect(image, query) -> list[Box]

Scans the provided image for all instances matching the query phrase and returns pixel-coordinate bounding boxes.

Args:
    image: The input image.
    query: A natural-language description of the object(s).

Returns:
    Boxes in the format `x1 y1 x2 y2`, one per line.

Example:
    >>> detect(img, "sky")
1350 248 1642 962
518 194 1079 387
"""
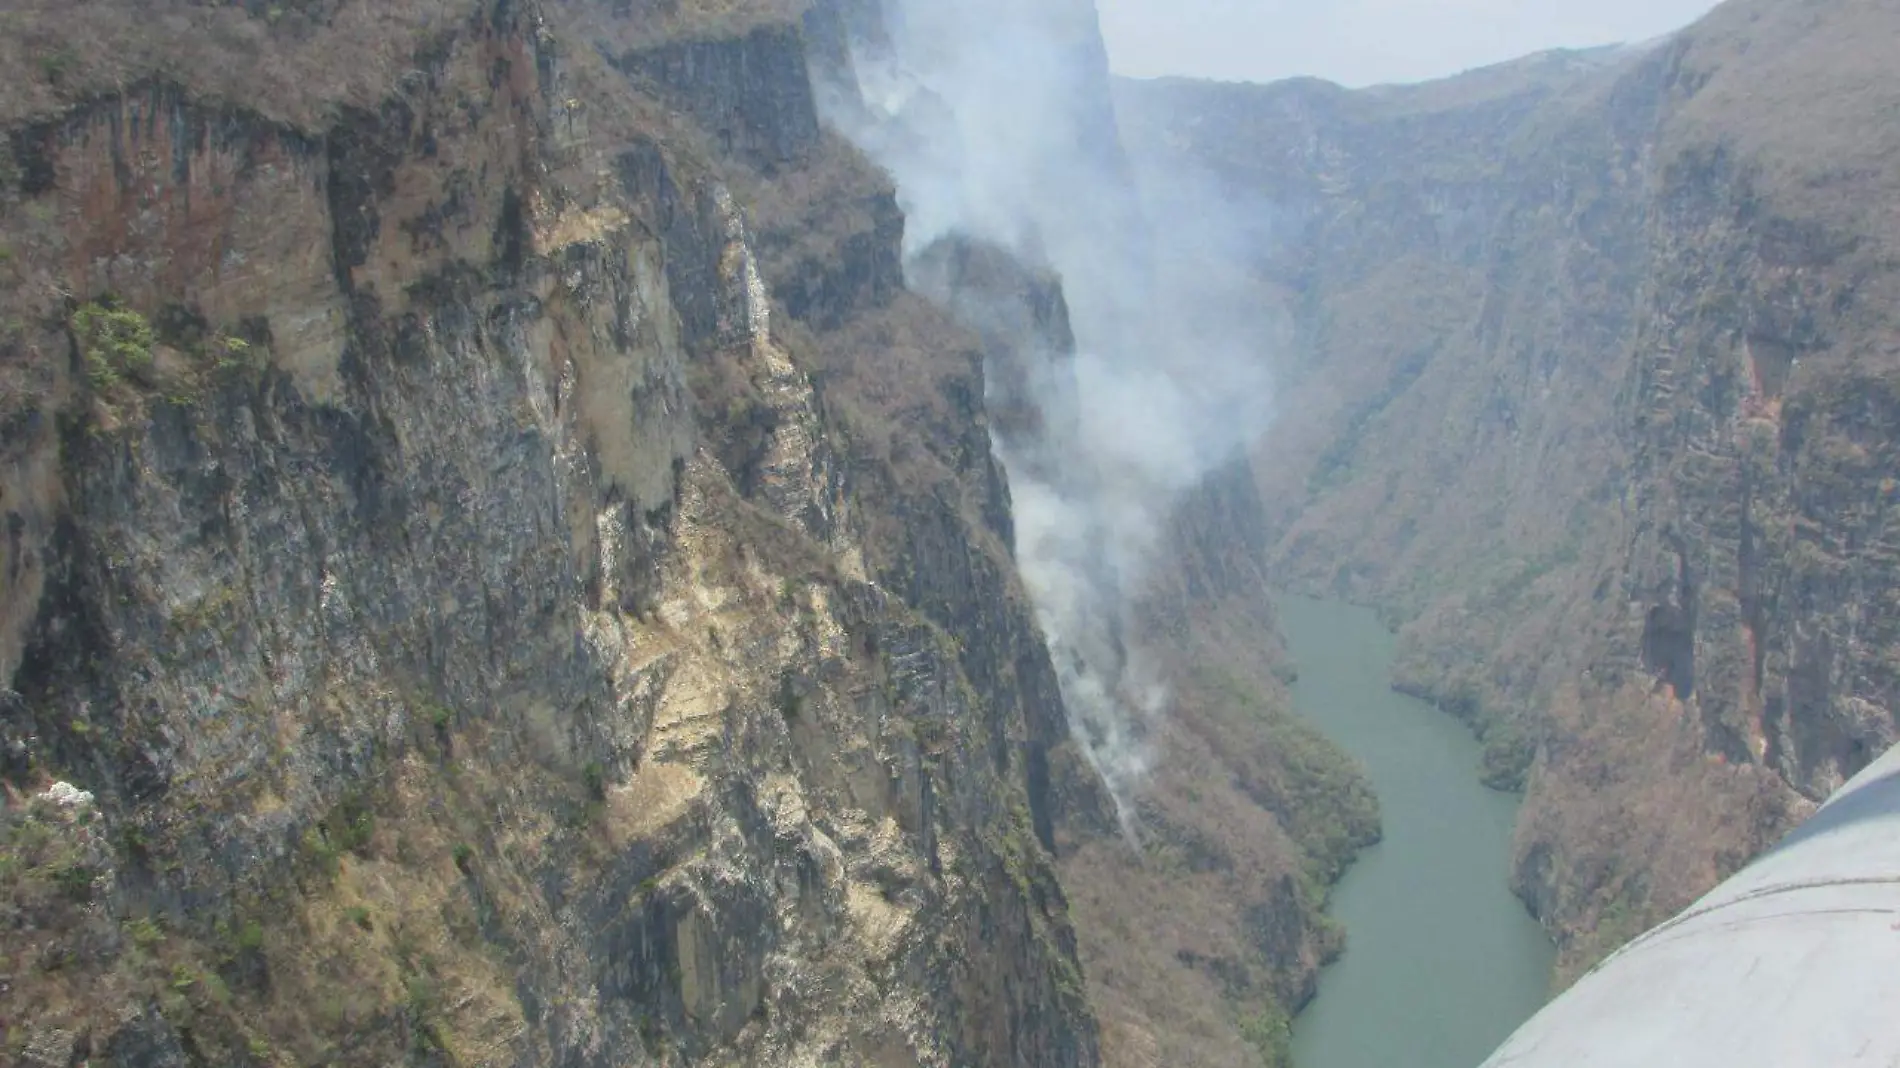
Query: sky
1097 0 1722 87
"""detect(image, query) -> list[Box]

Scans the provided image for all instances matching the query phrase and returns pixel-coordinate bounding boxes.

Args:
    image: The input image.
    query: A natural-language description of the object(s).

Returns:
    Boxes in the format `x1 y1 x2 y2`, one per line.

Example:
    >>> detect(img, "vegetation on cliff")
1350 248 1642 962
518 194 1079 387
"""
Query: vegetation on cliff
0 1 1104 1064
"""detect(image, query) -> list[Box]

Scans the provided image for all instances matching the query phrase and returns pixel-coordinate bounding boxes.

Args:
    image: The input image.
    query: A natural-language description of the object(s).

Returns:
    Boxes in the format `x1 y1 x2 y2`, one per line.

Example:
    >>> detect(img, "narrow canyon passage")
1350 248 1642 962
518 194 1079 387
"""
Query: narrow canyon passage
1279 596 1555 1068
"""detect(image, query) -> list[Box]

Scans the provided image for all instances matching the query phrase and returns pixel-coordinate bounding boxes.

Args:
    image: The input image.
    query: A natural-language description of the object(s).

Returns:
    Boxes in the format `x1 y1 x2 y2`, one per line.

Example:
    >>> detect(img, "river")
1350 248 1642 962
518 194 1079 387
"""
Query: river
1278 595 1554 1068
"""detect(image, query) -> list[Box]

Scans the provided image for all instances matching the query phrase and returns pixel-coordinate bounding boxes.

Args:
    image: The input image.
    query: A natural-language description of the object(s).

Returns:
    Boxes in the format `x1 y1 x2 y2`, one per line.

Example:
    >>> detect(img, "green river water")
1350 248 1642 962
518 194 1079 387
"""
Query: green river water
1278 595 1555 1068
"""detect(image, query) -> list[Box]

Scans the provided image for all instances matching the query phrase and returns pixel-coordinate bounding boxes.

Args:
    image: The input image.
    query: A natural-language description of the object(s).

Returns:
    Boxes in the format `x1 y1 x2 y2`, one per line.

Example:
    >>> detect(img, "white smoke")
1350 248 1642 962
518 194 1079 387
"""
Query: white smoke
824 0 1280 839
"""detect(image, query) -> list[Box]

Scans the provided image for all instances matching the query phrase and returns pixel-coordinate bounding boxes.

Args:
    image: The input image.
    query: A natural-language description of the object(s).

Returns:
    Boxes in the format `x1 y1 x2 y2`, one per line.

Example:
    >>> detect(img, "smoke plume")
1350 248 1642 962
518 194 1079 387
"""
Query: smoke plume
821 0 1280 838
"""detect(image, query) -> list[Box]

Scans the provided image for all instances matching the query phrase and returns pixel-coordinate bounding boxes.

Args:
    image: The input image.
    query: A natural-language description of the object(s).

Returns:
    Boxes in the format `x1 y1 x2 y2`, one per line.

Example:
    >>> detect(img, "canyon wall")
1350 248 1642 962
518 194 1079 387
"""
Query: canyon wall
1 0 1376 1065
0 2 1101 1063
1117 0 1900 979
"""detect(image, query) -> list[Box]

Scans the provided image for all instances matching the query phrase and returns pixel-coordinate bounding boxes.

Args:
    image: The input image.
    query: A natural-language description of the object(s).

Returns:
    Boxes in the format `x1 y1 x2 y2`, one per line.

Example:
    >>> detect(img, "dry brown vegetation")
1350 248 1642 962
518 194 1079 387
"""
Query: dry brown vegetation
1 719 613 1065
0 0 815 130
1060 593 1378 1068
0 0 474 130
1667 0 1900 268
555 0 806 51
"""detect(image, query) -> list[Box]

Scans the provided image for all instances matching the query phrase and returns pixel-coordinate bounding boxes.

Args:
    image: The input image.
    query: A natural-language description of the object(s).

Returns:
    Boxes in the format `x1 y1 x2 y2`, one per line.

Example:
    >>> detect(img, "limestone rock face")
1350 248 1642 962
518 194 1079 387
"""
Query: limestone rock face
1117 0 1900 979
0 2 1099 1064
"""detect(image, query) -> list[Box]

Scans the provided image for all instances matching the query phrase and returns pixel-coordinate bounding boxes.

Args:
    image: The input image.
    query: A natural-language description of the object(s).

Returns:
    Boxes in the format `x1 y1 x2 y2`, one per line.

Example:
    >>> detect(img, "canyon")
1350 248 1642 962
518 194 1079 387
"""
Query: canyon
2 0 1897 1065
1116 0 1900 980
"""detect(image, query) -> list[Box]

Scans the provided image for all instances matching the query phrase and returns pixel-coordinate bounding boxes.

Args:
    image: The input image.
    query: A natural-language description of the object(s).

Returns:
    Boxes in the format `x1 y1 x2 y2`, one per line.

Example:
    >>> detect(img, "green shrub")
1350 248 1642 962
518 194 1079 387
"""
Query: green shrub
211 332 259 374
39 47 76 86
300 826 340 878
74 300 156 390
1239 1000 1294 1068
223 917 266 956
326 795 376 857
404 973 437 1019
1479 717 1536 792
51 860 99 901
125 915 166 949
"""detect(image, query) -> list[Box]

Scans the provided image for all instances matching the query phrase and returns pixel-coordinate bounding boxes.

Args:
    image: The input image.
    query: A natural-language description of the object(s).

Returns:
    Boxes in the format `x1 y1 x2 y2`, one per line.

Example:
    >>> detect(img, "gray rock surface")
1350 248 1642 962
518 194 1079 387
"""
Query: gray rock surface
0 2 1101 1064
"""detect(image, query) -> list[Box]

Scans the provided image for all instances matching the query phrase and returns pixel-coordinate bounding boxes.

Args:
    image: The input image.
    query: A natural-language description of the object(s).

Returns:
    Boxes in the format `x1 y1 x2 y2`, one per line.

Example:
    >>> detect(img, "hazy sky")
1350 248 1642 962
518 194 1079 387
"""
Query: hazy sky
1098 0 1722 87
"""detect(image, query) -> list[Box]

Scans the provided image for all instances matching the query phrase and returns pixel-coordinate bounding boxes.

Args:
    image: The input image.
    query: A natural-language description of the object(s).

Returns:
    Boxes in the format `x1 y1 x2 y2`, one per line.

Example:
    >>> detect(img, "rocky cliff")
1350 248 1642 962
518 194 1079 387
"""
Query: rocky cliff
809 4 1380 1064
0 1 1110 1063
904 235 1378 1068
1117 0 1900 980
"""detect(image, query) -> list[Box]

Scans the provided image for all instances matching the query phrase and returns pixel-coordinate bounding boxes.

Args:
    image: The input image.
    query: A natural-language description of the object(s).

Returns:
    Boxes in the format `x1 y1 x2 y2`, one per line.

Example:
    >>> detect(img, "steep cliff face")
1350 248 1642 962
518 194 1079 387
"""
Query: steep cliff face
0 2 1102 1064
1117 0 1900 979
804 6 1381 1062
906 235 1378 1068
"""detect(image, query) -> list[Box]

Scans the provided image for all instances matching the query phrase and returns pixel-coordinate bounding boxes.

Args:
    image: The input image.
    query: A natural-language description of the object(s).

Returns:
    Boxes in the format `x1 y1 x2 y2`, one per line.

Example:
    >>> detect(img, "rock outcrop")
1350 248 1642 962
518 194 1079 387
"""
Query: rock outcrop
0 1 1103 1063
1116 0 1900 980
